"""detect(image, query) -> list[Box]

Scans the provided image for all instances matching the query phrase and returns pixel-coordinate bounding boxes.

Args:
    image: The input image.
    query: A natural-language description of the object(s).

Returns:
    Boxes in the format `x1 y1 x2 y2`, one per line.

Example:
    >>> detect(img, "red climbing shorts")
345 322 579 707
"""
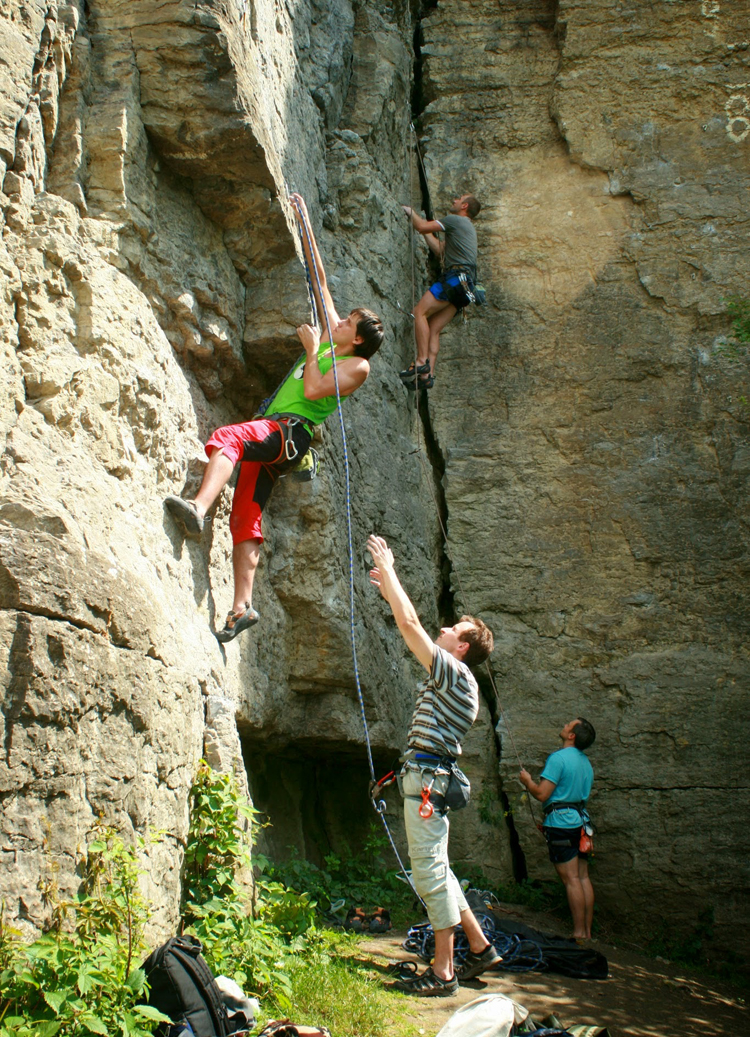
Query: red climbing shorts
205 418 312 545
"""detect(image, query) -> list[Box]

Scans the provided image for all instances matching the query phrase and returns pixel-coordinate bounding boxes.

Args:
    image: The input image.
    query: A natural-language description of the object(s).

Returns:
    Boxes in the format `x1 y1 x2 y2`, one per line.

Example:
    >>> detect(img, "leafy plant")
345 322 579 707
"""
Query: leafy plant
0 826 169 1036
181 762 316 1006
268 825 414 927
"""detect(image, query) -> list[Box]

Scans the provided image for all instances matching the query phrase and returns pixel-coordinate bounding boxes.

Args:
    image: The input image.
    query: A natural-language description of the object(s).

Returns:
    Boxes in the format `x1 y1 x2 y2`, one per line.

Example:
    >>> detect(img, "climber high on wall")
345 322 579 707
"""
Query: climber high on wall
164 193 384 644
400 192 482 390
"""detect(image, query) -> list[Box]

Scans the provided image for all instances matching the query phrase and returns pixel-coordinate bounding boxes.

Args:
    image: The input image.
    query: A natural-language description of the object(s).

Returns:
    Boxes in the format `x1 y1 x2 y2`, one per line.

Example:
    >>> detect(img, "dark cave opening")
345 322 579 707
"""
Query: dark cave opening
241 739 400 867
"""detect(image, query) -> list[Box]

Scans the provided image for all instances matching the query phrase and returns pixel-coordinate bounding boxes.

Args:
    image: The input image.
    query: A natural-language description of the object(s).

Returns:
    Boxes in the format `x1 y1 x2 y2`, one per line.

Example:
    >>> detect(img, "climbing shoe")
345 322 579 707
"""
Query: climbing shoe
392 966 458 997
215 603 259 643
369 907 391 933
164 496 205 536
344 907 367 932
405 373 434 390
399 360 430 383
455 943 502 981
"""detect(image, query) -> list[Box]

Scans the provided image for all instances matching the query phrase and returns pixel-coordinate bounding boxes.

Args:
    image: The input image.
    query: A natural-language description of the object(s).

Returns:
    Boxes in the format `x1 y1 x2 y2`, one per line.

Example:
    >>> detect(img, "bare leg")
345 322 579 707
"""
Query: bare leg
578 857 594 938
412 291 454 369
554 856 587 938
426 303 458 377
231 538 261 613
459 906 493 954
194 449 235 518
432 926 455 981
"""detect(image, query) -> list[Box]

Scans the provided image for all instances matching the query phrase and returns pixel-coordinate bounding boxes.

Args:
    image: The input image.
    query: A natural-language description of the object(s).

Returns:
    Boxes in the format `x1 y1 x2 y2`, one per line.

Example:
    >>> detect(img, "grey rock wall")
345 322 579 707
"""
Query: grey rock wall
418 0 749 944
0 0 747 954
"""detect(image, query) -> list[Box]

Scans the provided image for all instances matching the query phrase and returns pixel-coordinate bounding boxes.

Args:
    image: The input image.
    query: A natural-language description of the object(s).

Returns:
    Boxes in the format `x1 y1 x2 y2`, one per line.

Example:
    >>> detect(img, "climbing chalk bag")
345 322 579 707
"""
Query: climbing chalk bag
443 763 471 812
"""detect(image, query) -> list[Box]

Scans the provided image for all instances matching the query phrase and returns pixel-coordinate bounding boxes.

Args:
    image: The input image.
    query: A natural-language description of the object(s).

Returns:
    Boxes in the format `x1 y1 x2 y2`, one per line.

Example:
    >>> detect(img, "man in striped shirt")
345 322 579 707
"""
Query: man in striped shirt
368 534 500 997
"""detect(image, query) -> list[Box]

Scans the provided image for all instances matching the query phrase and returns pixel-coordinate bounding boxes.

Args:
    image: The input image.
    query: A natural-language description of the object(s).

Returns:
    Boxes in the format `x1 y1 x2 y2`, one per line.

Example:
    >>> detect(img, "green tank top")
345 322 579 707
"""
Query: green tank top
269 342 355 426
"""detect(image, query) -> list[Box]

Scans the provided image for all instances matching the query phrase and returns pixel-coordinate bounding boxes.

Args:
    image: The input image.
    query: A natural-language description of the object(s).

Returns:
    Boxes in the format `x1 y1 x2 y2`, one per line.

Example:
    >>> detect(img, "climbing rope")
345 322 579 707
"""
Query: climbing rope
403 128 542 835
402 907 545 974
293 204 423 902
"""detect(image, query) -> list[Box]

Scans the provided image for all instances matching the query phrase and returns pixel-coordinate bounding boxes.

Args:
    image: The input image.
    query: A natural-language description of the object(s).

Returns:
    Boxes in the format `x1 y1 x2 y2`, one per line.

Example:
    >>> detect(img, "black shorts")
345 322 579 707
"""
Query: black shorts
543 825 586 865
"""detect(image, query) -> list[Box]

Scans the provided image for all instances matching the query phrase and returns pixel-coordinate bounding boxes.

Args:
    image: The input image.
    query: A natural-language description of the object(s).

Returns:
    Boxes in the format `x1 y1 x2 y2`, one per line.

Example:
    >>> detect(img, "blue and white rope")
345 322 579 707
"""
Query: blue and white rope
294 207 420 897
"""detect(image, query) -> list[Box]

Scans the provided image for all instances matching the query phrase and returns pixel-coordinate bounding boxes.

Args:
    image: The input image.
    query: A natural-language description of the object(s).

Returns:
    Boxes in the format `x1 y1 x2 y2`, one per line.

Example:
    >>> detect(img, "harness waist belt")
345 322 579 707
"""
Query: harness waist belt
265 412 315 437
403 749 457 767
543 800 586 817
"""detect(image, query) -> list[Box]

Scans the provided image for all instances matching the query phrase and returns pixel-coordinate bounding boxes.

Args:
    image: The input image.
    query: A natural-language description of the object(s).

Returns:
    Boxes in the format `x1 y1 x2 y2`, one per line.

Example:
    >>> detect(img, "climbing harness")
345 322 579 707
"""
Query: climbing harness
294 203 423 905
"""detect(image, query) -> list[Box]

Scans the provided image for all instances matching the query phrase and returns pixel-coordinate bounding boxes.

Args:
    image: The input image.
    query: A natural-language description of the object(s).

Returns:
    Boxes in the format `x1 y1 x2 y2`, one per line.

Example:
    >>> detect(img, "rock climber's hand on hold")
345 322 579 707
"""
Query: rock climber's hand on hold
296 323 320 358
290 192 309 222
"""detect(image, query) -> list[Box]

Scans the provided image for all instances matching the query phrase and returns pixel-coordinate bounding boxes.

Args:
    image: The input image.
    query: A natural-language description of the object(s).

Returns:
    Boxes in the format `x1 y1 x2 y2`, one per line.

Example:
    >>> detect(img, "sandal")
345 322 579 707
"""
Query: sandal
344 906 367 932
392 966 458 997
164 496 205 536
386 960 418 979
215 603 260 643
399 360 430 383
369 907 392 933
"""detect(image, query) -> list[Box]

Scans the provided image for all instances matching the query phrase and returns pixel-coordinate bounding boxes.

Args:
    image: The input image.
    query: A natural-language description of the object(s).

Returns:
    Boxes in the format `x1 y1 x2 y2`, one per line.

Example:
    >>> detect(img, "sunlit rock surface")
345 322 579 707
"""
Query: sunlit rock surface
0 0 747 953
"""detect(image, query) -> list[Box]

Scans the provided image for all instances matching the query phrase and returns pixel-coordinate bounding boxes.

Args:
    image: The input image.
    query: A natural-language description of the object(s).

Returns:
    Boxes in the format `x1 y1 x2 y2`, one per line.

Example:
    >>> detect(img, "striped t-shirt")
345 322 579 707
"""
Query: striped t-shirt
407 645 479 758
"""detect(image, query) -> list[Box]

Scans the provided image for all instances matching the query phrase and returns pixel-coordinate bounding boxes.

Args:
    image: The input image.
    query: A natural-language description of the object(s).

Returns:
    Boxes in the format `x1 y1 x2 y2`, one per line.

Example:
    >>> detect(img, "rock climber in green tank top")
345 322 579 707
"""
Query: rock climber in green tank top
164 194 384 643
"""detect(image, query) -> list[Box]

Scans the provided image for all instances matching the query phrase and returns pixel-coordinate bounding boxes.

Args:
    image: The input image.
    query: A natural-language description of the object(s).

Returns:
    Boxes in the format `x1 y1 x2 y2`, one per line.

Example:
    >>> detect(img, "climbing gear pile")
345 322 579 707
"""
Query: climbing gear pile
403 917 545 975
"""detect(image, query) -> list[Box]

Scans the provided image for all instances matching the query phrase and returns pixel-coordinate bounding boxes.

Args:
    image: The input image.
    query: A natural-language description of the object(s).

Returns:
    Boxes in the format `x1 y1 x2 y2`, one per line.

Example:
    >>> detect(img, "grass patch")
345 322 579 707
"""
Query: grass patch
275 931 409 1037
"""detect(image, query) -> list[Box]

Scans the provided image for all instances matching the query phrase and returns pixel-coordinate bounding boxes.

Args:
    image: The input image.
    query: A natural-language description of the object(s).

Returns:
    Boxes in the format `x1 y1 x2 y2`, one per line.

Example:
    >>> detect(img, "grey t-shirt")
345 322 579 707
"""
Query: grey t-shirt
437 213 478 274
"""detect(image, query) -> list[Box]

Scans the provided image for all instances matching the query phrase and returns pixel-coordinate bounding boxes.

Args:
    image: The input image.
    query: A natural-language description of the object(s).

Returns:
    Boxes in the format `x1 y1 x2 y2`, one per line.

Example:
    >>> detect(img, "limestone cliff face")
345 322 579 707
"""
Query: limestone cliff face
0 0 747 951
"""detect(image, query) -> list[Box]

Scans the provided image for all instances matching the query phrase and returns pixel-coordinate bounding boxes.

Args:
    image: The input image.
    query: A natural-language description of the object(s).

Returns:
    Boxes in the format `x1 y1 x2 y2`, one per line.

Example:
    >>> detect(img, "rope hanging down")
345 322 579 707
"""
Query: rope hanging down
293 205 422 898
403 127 541 834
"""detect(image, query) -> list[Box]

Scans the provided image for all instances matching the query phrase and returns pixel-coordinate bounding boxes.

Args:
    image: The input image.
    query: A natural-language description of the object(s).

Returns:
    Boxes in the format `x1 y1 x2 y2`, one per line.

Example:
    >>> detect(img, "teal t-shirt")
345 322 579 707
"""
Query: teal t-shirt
541 746 593 828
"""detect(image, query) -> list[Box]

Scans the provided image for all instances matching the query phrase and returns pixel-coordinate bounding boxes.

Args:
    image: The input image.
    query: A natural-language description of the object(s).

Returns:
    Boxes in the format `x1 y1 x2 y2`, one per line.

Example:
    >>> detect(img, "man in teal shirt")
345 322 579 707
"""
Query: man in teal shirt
164 194 383 642
519 718 596 939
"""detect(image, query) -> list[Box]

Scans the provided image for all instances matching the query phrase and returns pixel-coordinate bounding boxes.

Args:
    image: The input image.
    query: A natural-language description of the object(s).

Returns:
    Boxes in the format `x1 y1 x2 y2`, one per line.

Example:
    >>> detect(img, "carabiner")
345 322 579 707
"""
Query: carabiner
418 786 434 819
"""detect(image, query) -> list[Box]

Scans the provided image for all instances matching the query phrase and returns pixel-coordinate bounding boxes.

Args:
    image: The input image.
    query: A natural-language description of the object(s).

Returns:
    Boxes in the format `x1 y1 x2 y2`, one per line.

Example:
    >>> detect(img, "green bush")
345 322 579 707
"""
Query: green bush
268 825 414 926
181 762 317 1006
0 827 169 1036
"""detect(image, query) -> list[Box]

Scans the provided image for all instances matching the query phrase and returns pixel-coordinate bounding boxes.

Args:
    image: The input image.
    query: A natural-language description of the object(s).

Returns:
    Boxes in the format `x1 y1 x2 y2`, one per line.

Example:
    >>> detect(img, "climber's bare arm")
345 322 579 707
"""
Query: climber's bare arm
290 193 341 329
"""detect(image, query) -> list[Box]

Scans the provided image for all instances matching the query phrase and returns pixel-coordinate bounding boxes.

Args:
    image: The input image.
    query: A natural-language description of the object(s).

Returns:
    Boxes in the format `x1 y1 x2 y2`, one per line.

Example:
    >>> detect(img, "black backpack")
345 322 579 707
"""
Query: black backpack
141 935 233 1036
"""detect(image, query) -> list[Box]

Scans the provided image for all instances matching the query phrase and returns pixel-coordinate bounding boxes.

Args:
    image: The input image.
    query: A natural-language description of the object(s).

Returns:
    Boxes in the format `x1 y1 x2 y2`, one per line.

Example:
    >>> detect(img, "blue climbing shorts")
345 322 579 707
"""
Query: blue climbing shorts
429 273 464 303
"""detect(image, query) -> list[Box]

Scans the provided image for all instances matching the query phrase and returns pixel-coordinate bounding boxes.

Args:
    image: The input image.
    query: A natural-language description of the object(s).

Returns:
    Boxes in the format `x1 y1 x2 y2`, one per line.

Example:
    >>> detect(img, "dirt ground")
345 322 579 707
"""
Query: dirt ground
355 903 748 1037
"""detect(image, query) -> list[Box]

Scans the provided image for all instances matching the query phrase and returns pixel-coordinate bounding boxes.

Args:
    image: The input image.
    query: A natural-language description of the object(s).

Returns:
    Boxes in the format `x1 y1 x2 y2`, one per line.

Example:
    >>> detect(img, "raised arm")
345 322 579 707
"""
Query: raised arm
296 324 370 400
402 205 444 237
367 534 434 672
290 193 341 333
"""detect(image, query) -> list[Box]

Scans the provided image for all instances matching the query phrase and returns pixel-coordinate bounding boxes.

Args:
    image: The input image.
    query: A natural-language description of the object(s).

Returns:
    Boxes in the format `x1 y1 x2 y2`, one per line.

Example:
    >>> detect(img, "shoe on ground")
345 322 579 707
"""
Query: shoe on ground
164 496 205 536
215 603 260 643
369 907 391 933
344 907 367 932
399 360 430 382
393 966 458 997
456 943 503 981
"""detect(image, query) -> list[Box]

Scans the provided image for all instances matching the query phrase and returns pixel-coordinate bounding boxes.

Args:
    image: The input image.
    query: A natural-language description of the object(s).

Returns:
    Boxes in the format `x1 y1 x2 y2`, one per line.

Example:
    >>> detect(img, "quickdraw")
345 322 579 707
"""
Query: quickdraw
368 770 396 814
